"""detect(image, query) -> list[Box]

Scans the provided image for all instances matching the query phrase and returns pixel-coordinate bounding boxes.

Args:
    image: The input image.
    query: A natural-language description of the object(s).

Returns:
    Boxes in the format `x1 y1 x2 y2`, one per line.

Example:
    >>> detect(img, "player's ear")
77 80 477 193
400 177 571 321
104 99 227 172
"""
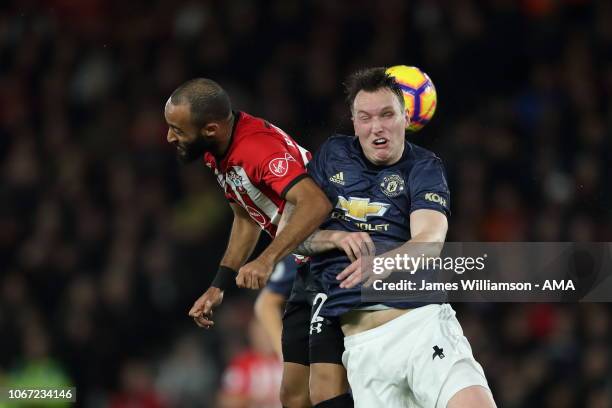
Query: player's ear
202 122 219 137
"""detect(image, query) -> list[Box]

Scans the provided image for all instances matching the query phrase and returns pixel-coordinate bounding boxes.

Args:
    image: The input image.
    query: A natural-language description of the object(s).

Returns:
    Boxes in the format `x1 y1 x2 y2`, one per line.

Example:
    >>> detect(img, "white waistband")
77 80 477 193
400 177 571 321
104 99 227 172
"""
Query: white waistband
343 304 453 349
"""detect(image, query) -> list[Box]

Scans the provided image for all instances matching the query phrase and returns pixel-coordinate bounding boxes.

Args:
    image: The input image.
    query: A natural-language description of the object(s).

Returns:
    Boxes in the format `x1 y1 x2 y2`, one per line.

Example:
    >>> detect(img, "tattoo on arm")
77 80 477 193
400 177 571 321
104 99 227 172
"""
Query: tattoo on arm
294 232 318 255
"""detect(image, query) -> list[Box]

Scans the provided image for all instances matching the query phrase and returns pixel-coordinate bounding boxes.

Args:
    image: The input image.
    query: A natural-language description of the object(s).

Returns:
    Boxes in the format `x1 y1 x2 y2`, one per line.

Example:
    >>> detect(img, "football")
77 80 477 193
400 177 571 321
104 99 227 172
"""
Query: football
386 65 437 132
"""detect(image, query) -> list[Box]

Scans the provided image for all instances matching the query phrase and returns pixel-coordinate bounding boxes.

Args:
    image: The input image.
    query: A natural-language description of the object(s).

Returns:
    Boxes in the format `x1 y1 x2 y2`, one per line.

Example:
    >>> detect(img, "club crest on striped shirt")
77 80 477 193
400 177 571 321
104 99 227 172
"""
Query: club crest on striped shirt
227 169 246 193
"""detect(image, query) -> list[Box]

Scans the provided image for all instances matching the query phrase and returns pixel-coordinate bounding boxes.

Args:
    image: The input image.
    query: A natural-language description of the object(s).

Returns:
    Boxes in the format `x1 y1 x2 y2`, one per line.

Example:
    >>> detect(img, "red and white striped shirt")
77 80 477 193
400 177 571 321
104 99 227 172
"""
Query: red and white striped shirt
204 112 311 237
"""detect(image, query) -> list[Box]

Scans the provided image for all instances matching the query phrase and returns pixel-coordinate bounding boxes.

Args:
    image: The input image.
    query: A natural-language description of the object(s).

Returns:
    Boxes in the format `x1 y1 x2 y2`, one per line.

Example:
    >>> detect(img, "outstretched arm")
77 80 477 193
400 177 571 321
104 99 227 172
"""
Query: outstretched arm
189 203 261 328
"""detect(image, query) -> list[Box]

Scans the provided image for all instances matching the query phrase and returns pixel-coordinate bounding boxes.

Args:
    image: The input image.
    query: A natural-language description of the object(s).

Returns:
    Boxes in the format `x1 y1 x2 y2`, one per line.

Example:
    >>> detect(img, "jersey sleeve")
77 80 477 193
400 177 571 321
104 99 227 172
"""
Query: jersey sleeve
258 146 309 199
409 157 450 217
306 141 330 192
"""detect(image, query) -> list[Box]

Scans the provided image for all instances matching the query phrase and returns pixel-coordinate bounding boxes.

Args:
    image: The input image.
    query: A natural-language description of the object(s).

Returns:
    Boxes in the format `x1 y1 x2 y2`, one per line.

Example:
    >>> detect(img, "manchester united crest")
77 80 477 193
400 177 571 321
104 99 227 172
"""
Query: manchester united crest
380 174 405 197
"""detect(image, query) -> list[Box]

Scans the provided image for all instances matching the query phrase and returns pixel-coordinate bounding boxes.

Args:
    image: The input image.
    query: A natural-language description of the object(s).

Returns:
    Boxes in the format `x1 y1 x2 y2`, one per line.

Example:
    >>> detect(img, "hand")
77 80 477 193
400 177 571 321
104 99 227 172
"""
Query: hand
188 287 224 329
331 231 375 262
236 257 274 289
337 258 364 289
337 256 384 289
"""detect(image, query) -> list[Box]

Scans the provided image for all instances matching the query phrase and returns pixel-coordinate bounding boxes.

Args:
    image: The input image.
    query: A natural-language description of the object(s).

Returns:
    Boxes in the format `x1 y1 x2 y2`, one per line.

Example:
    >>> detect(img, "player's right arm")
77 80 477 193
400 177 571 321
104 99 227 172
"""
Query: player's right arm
220 203 263 270
189 203 261 328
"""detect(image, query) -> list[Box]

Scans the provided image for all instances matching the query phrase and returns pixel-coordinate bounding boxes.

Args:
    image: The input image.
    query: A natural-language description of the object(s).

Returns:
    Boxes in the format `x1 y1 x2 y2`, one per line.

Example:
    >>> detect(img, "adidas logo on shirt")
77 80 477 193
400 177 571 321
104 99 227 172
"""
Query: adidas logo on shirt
329 172 345 185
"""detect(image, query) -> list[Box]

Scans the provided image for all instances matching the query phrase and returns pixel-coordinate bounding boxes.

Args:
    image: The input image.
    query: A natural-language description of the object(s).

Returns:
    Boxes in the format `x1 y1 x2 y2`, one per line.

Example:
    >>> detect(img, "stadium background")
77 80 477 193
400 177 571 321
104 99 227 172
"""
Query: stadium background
1 0 611 406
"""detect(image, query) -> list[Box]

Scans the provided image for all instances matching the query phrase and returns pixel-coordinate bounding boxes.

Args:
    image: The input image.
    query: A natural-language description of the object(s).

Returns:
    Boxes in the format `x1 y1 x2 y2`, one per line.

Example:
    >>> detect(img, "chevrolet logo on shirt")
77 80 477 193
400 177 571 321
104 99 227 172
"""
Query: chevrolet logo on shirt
336 196 390 222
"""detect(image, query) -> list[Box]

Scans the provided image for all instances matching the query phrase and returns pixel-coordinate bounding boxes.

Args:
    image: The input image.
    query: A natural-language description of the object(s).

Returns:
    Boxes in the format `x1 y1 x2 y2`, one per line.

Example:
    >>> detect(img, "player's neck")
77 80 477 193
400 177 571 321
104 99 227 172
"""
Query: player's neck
215 112 236 158
366 146 405 168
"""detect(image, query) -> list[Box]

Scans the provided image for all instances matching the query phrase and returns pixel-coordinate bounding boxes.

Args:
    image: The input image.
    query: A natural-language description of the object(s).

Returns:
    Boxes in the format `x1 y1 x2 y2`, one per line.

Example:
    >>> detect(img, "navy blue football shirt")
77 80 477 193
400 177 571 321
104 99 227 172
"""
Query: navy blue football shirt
307 135 450 317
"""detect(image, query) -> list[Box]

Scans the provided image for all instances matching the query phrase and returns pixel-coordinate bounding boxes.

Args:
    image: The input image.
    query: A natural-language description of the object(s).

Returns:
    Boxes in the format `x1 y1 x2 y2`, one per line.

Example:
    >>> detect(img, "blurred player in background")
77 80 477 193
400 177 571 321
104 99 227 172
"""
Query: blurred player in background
254 256 298 357
297 67 496 407
218 319 283 408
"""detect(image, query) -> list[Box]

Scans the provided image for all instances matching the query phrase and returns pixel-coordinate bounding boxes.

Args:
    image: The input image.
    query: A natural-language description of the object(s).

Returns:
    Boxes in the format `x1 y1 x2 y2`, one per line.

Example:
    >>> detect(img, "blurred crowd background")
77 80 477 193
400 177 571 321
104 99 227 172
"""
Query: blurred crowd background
1 0 611 407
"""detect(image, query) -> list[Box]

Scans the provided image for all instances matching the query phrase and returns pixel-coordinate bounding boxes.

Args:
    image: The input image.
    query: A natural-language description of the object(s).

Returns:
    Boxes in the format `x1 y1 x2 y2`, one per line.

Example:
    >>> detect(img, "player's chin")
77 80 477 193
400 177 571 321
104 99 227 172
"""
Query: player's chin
176 149 199 165
370 150 391 164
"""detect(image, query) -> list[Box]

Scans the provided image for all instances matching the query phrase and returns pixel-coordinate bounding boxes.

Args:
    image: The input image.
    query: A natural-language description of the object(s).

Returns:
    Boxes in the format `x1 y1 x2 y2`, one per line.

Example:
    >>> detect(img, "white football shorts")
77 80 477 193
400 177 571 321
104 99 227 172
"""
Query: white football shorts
342 304 491 408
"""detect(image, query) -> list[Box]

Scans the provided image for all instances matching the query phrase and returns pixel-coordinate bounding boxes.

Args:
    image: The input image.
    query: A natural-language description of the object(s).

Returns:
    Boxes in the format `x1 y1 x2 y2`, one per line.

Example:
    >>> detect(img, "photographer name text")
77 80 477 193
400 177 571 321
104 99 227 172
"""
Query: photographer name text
372 279 576 292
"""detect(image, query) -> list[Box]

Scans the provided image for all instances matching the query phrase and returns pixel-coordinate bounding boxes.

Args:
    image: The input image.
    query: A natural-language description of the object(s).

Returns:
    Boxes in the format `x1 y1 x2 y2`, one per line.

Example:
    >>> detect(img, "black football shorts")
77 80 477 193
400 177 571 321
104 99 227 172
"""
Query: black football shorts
281 263 344 366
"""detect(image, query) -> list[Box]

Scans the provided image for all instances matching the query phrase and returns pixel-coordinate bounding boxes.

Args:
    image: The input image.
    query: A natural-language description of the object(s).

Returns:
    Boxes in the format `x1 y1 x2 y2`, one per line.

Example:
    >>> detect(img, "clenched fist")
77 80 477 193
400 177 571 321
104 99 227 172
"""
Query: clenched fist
236 257 274 289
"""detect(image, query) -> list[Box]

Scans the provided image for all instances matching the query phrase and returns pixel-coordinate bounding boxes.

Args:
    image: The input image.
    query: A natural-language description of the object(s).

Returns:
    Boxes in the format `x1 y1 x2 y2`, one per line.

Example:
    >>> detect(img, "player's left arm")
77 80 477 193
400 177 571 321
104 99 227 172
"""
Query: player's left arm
337 209 448 288
236 177 332 289
407 208 448 244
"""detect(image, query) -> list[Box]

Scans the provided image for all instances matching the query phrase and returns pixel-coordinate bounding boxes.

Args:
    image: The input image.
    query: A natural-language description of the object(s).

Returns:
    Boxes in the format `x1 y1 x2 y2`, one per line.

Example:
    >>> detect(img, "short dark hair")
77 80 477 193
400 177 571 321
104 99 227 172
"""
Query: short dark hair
169 78 232 128
344 67 405 112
